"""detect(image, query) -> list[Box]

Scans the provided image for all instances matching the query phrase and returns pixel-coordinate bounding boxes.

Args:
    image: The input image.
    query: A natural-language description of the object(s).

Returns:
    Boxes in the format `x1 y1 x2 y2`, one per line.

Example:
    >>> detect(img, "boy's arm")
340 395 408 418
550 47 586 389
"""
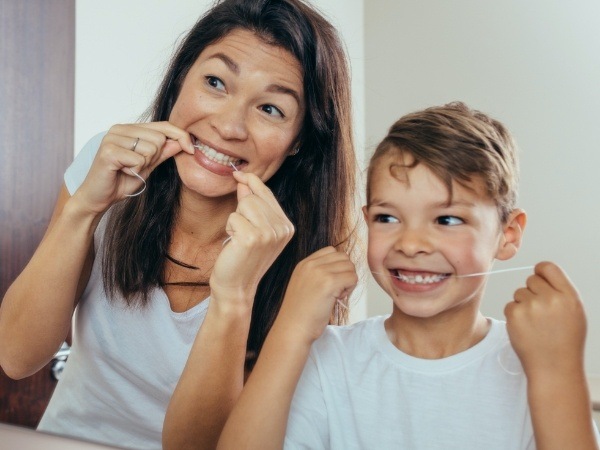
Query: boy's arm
217 247 357 450
505 261 599 450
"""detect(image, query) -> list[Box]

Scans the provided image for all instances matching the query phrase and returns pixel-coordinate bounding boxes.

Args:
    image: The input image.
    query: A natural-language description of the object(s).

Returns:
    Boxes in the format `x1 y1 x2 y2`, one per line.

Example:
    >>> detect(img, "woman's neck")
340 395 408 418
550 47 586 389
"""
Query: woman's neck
177 188 237 243
167 188 236 265
162 189 237 312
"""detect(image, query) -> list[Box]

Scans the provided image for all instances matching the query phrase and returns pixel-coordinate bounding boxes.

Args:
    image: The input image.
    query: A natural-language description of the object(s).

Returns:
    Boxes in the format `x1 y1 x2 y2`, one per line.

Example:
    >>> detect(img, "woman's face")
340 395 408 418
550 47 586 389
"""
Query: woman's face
169 29 306 198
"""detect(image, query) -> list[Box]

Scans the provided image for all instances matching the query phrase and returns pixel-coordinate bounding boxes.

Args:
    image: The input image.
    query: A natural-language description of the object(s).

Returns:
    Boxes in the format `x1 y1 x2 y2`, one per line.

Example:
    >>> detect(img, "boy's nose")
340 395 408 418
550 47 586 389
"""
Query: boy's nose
393 227 433 257
211 101 249 141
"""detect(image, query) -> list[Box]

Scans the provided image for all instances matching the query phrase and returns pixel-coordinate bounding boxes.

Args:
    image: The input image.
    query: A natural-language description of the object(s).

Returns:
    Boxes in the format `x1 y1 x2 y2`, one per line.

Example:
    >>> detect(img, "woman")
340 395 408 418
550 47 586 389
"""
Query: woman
0 1 357 449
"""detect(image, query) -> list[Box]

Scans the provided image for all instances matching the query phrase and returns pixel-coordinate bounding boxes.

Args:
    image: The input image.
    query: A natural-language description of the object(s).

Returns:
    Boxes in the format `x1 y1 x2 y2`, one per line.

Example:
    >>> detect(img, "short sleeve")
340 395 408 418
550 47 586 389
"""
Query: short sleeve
283 351 329 450
64 131 107 195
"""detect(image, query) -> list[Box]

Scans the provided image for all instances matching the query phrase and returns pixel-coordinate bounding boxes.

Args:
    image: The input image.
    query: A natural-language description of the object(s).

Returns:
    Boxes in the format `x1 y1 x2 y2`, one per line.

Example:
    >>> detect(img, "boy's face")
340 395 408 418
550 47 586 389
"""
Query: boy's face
364 153 524 321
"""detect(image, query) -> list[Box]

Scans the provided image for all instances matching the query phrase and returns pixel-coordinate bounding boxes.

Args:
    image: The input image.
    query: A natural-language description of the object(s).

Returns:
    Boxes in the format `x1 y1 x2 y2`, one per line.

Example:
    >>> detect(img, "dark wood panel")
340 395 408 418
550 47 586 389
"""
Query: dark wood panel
0 365 59 428
0 0 75 427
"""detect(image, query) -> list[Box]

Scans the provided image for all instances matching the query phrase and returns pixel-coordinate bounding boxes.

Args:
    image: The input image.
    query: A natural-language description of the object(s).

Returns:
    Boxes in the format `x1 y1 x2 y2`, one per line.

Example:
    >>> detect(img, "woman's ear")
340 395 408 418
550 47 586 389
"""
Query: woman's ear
495 208 527 261
288 141 301 156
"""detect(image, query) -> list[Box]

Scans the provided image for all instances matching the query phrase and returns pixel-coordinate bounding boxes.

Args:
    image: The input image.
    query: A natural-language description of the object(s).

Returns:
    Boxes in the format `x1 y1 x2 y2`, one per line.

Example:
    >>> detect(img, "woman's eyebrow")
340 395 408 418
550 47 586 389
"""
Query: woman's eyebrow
208 52 302 106
209 53 240 74
266 84 301 106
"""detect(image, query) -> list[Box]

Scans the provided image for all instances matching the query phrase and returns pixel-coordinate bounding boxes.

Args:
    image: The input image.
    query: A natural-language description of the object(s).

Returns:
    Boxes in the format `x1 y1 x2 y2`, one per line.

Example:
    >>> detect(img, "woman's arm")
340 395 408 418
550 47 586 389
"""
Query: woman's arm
0 185 97 378
216 247 357 450
505 262 599 450
163 171 301 450
0 122 195 379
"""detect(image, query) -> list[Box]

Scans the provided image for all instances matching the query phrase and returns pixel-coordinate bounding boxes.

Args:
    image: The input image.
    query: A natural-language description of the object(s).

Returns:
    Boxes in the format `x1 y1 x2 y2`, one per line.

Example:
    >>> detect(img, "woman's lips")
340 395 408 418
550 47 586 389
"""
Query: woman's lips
191 136 247 174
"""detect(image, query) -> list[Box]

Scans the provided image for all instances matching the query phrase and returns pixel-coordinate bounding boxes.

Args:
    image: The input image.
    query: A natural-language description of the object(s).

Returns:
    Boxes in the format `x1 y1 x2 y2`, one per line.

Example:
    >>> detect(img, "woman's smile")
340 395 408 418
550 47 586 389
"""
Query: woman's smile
170 29 305 197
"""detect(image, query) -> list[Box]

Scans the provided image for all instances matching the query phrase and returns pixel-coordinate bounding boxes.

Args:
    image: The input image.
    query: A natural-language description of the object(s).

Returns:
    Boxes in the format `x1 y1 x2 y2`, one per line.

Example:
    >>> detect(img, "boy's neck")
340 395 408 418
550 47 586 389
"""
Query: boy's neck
384 310 490 359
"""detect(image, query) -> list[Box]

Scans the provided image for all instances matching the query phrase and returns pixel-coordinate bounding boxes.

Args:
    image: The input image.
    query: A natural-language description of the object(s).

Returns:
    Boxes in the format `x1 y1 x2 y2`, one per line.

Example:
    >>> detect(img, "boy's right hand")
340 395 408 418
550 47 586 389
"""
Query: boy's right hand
276 247 358 345
73 122 194 214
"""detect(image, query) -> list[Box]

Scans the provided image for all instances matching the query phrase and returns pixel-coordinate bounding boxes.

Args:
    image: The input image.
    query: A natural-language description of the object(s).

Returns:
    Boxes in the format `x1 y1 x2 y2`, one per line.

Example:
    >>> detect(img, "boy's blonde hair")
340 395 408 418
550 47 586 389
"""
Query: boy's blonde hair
367 102 519 222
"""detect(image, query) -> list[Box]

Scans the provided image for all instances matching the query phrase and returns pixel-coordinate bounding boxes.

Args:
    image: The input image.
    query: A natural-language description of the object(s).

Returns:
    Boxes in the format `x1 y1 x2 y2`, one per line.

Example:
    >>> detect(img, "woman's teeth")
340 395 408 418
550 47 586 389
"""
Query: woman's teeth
394 271 447 284
194 142 243 167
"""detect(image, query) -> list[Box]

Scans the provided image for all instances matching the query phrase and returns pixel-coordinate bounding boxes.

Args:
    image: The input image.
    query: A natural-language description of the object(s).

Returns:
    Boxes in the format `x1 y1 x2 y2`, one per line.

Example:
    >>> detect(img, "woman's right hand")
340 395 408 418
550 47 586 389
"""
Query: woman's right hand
74 122 195 214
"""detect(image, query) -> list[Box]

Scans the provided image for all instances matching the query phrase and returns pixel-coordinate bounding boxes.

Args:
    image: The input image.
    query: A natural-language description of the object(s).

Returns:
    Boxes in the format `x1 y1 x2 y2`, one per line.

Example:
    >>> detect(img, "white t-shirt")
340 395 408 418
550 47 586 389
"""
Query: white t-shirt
285 315 543 450
38 133 209 450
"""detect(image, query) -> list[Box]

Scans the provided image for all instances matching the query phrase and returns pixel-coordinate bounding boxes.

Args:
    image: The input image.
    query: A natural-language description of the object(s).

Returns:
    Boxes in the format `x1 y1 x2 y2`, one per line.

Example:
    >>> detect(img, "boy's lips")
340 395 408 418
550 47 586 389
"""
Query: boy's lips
389 269 450 285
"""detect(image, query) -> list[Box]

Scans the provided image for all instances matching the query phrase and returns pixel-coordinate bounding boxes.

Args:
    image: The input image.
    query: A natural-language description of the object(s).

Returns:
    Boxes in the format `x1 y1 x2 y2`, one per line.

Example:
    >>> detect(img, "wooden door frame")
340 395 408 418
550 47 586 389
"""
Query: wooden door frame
0 0 75 427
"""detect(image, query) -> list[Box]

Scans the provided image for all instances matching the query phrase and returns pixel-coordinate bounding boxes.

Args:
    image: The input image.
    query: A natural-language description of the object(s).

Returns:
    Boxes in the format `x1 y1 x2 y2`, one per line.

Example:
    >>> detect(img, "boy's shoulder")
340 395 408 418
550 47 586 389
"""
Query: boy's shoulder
322 314 387 338
313 316 518 374
312 315 388 357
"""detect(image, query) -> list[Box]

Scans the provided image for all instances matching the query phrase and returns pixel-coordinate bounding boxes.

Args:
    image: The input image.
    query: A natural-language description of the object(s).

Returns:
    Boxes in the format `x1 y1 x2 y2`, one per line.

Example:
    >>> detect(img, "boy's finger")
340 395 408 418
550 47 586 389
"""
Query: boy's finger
534 262 578 296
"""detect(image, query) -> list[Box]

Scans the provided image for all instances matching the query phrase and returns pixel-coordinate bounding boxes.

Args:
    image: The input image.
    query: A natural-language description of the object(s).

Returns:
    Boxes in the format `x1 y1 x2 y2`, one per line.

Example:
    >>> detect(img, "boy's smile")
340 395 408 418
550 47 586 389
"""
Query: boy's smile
364 153 514 322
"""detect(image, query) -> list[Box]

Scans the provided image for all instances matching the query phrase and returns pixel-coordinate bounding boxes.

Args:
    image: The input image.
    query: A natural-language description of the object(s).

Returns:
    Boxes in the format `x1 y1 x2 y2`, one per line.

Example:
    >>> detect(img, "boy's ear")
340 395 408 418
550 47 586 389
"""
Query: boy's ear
362 205 368 223
495 208 527 261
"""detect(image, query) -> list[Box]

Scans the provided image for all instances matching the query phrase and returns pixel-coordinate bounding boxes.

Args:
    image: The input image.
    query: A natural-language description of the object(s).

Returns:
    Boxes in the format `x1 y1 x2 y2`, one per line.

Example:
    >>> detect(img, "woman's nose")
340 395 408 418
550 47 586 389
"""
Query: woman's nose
393 227 433 257
211 101 249 141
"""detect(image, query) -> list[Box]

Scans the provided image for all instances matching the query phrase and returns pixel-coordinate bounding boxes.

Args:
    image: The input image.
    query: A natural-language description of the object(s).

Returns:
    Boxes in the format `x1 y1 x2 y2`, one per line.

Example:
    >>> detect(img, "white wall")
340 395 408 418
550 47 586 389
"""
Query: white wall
75 0 367 321
364 0 600 376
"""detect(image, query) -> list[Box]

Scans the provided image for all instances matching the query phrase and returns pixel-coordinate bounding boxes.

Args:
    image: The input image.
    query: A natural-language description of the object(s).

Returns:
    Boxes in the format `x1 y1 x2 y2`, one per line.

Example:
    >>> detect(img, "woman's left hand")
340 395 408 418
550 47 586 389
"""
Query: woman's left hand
210 171 294 308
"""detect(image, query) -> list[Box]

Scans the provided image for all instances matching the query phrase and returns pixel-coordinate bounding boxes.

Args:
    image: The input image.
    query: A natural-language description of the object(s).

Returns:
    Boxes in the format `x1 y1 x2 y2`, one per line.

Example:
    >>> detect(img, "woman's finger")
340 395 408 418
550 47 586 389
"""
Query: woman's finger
233 171 282 212
137 121 195 155
107 122 194 169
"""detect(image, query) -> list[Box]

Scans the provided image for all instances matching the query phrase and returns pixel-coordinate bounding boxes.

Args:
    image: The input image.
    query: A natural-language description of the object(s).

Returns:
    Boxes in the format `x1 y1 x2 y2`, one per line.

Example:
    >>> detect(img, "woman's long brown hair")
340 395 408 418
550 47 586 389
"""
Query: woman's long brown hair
102 0 358 369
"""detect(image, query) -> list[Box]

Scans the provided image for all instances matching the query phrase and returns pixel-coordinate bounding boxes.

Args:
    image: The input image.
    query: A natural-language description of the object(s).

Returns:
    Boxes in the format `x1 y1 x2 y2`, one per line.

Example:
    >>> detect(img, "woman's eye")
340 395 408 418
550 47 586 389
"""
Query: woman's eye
206 76 225 91
437 215 464 226
261 104 284 118
374 214 399 224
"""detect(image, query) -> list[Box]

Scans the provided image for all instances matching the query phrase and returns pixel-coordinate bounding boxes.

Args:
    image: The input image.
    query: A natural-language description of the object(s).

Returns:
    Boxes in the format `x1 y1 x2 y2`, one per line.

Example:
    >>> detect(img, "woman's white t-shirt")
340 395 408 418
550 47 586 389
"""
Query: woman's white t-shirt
38 133 209 450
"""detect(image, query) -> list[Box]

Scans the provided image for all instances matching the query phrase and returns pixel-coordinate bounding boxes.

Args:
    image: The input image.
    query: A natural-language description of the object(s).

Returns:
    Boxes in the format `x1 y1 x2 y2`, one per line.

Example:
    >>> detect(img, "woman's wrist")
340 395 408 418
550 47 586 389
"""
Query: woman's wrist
64 191 106 229
209 286 255 319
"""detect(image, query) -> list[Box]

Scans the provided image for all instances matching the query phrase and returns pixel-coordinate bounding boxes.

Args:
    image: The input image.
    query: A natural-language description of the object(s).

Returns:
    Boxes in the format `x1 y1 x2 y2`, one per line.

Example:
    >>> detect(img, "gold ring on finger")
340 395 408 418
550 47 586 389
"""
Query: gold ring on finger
131 137 140 151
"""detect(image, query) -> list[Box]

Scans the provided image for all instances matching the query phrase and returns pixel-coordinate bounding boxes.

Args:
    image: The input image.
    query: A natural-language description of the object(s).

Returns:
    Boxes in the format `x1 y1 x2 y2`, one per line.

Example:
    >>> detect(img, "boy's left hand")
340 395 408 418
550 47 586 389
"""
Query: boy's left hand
504 261 587 378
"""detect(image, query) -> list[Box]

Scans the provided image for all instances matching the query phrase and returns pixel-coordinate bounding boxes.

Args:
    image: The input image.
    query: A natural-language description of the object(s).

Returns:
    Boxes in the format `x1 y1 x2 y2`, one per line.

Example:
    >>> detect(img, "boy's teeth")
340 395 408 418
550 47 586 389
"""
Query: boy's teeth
394 271 447 284
194 142 242 166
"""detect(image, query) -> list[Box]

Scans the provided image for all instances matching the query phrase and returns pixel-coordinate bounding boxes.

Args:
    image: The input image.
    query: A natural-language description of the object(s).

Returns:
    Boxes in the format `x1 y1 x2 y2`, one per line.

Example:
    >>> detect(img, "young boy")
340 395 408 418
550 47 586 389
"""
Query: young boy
217 102 599 449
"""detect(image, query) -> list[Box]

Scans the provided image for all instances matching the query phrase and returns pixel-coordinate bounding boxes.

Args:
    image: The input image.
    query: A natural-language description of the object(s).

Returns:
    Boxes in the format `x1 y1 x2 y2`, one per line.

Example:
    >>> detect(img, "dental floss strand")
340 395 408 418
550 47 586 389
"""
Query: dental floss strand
125 169 146 197
372 265 535 282
453 266 535 278
221 162 239 247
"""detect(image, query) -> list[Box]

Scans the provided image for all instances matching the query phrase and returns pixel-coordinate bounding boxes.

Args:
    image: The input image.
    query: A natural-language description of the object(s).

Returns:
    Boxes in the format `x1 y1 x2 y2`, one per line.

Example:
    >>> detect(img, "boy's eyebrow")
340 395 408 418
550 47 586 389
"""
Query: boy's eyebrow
432 199 477 208
366 199 393 208
367 199 477 208
208 53 302 106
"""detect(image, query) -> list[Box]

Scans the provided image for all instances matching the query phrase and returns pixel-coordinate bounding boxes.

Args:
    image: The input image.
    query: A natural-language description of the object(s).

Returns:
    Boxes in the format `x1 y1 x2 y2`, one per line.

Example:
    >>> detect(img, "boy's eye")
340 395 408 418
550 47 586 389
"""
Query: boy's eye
206 76 225 91
374 214 399 224
260 104 284 118
437 215 464 226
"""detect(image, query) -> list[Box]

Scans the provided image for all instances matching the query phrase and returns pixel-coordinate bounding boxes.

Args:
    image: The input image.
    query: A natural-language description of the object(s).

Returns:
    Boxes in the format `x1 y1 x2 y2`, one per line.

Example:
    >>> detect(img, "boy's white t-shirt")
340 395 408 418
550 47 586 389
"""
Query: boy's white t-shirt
285 315 598 450
37 132 210 450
